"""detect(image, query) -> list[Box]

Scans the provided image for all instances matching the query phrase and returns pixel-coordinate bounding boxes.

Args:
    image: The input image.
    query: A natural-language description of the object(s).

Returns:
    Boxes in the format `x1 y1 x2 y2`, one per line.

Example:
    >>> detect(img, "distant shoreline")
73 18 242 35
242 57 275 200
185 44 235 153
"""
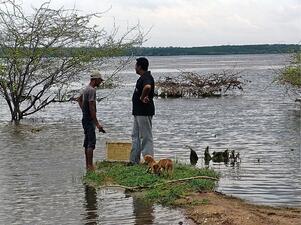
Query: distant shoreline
1 44 298 58
130 44 300 56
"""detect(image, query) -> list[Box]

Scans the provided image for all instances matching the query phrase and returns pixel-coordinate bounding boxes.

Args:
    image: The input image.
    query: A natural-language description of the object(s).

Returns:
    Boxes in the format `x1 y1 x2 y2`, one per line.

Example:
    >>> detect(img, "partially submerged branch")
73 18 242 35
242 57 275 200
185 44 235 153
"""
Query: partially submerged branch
156 70 246 98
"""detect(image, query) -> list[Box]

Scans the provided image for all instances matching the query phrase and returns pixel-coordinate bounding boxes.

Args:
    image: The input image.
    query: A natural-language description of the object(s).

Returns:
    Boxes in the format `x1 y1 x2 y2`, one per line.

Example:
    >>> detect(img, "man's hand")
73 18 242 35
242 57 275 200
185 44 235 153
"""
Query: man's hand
140 84 151 104
99 127 106 133
140 96 150 104
96 123 106 133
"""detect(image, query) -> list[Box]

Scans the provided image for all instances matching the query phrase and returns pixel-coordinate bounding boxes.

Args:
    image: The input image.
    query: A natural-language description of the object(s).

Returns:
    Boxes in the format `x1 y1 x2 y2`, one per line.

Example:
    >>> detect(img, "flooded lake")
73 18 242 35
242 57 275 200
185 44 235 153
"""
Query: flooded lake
0 54 300 224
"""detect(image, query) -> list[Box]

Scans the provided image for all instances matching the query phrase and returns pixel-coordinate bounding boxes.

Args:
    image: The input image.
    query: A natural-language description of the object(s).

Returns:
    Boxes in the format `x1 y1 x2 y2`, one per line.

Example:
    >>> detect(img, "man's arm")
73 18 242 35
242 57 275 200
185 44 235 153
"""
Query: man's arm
140 84 151 103
89 101 102 130
77 94 83 109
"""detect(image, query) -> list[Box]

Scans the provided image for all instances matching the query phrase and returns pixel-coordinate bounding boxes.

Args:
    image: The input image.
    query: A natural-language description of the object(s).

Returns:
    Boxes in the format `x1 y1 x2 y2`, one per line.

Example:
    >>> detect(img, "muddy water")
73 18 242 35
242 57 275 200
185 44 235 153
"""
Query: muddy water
0 54 300 224
0 123 192 225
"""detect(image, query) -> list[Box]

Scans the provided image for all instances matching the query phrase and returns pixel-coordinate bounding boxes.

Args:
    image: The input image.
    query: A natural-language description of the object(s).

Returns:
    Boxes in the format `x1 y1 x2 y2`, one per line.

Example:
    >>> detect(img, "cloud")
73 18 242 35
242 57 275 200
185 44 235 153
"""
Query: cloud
109 0 180 10
18 0 301 46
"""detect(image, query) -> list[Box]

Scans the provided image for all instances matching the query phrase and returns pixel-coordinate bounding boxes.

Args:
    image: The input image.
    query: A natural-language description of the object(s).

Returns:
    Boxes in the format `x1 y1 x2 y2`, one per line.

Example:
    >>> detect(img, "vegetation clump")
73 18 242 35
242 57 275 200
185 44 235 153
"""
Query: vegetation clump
156 70 246 98
280 53 301 86
276 52 301 98
84 161 219 205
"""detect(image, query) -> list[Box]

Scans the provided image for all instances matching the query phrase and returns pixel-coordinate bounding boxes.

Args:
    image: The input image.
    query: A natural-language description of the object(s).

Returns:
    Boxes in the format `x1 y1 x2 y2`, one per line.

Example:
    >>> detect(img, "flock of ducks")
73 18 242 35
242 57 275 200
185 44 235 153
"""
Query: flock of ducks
188 145 241 165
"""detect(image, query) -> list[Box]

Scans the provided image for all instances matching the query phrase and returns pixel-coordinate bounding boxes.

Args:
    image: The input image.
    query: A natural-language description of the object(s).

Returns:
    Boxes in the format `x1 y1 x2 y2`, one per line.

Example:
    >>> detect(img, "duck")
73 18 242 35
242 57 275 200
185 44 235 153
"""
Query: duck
235 152 241 163
230 150 235 159
204 146 211 162
212 149 229 163
187 146 198 166
229 150 241 163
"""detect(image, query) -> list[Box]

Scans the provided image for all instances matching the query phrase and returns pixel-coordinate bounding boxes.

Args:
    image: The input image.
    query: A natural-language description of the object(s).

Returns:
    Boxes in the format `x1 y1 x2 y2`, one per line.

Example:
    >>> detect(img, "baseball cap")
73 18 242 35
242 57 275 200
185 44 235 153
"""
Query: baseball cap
90 70 104 80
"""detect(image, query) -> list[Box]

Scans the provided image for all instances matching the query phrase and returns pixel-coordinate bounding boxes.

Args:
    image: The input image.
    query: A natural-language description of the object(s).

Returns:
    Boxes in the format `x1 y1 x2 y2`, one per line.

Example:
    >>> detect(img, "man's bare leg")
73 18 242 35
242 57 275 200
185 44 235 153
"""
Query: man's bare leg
85 149 88 169
86 148 95 171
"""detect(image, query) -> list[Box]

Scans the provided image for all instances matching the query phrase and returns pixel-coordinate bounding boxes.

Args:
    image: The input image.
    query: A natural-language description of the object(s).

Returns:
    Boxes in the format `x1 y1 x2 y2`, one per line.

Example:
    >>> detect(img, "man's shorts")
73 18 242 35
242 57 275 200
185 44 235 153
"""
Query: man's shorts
82 119 96 150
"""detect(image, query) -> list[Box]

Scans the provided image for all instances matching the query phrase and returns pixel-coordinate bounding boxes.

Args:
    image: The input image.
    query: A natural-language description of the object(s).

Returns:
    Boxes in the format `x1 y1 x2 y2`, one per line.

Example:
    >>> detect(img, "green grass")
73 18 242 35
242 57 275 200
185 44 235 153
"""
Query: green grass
83 161 219 206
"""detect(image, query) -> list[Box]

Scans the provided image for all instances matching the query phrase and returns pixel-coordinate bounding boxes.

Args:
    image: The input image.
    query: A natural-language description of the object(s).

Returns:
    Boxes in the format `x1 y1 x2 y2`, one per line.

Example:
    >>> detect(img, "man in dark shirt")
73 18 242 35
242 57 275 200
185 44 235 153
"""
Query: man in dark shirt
130 57 155 164
78 70 105 171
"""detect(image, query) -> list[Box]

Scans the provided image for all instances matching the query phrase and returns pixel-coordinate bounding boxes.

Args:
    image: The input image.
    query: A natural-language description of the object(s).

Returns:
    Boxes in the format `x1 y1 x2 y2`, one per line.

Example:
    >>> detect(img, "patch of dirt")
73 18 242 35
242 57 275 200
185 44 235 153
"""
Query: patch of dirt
181 192 301 225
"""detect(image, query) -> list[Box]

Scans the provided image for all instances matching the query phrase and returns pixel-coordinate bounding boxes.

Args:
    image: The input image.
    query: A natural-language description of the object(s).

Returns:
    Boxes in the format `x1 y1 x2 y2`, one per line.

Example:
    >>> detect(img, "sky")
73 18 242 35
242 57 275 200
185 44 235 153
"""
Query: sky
18 0 301 47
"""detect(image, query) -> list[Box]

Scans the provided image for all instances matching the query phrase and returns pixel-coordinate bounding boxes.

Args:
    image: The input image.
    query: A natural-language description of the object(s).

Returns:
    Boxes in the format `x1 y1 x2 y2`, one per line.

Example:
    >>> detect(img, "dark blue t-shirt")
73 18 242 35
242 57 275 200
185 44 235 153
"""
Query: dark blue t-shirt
132 71 155 116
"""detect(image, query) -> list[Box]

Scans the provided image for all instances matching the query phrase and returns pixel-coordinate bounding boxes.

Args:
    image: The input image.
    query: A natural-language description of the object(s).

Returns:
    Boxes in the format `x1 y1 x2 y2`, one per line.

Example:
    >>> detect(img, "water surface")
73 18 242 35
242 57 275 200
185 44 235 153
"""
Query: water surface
0 54 300 224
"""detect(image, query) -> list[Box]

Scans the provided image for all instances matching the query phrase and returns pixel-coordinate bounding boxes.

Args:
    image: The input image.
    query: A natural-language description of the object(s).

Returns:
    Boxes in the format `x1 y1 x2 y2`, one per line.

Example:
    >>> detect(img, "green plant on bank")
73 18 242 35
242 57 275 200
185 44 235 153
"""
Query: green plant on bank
83 161 219 206
277 52 301 89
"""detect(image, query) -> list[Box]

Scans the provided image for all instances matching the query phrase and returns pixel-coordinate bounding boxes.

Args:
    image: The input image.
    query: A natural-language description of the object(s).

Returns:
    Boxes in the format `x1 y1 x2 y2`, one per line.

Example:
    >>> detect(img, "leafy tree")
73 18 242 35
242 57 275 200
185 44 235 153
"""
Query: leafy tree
0 0 143 122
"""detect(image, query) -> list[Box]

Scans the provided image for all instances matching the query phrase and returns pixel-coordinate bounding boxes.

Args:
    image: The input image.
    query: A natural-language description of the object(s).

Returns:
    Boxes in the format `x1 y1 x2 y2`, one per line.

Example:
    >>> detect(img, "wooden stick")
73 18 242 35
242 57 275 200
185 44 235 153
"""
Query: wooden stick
166 176 218 183
98 184 141 191
96 175 218 191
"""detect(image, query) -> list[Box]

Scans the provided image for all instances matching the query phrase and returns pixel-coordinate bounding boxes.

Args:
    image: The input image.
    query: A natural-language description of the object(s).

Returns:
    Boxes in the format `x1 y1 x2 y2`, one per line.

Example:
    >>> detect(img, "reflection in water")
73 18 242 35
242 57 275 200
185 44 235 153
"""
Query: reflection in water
81 188 189 225
132 196 155 225
84 185 98 225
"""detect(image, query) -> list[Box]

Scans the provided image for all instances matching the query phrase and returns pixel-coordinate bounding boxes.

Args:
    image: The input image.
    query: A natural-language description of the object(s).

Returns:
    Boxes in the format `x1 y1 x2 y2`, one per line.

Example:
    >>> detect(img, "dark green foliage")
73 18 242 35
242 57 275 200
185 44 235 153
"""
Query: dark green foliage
129 44 300 56
1 44 298 58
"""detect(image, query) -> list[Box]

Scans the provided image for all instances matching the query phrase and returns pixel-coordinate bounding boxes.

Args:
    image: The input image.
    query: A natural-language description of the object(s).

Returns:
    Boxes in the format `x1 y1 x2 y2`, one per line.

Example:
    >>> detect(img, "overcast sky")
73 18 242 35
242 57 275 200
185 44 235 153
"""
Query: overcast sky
21 0 301 47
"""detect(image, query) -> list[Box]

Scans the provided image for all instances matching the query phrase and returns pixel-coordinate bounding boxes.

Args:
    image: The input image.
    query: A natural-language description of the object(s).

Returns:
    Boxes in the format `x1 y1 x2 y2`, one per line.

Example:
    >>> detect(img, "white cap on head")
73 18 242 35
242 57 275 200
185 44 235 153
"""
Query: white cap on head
90 70 104 80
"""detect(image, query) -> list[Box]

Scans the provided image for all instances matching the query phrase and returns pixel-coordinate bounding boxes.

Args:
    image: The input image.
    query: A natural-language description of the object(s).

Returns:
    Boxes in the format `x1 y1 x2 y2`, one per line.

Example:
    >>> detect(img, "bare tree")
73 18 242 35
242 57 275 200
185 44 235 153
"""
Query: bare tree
0 0 143 122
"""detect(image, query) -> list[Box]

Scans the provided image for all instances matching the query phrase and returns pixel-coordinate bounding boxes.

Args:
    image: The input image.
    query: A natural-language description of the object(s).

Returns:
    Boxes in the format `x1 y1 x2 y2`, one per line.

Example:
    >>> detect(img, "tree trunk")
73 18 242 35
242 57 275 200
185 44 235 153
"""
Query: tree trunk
11 103 23 122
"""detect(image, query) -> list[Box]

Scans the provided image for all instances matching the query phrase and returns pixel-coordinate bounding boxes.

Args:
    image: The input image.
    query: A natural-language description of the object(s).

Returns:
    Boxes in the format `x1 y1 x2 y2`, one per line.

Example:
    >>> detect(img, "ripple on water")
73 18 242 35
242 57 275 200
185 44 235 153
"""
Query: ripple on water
0 55 300 225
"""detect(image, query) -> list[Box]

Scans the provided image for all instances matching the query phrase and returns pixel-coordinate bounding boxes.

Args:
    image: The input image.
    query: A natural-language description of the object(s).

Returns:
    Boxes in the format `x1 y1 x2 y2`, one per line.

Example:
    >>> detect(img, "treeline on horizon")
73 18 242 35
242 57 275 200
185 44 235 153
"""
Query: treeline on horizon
0 44 299 58
129 44 300 56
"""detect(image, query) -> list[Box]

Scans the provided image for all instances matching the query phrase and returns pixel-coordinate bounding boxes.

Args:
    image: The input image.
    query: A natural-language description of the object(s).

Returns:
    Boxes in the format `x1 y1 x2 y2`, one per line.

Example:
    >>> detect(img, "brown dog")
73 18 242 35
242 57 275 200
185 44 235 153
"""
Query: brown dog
144 155 159 174
157 159 173 175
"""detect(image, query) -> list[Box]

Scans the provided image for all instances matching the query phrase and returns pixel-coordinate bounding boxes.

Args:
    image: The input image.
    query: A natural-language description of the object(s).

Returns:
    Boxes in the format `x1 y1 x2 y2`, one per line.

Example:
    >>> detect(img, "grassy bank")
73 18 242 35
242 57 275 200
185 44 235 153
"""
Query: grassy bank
84 161 219 205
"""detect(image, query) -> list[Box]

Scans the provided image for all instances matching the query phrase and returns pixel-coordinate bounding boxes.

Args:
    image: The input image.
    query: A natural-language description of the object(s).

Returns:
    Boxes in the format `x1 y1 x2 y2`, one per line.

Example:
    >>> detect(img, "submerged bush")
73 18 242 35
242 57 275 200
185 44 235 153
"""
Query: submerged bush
276 52 301 97
155 70 246 98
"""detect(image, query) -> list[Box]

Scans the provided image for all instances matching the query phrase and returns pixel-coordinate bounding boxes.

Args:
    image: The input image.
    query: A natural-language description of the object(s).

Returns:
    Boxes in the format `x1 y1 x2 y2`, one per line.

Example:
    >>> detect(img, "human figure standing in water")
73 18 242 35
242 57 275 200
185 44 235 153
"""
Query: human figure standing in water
129 57 155 164
78 70 105 171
